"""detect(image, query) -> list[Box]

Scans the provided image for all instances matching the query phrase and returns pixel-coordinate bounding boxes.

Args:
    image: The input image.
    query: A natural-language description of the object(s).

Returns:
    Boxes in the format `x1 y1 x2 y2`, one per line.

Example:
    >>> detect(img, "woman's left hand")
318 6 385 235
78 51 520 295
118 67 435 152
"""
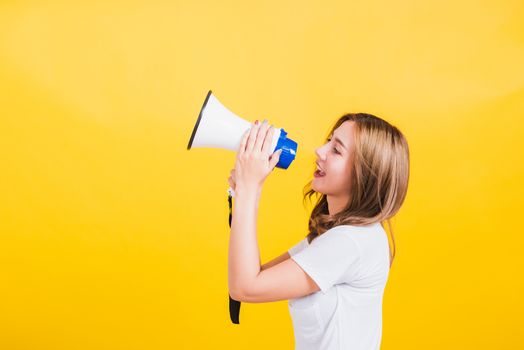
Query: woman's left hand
233 119 282 192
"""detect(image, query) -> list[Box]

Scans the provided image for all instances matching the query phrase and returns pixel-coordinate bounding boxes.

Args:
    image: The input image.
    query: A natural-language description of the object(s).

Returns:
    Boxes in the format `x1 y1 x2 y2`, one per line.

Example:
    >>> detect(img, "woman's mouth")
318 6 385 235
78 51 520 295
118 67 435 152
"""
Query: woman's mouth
314 169 326 178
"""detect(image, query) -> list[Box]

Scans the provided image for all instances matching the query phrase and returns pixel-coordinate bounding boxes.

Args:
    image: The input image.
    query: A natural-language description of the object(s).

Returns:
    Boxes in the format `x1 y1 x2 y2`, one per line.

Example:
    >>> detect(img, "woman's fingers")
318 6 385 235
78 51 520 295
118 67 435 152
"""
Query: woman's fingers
228 169 236 189
238 128 250 155
246 121 259 152
261 125 275 156
253 119 269 152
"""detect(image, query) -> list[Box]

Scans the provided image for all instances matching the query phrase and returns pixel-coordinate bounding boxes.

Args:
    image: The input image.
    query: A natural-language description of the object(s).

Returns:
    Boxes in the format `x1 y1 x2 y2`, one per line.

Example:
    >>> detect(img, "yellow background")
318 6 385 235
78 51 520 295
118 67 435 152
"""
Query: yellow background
1 0 523 349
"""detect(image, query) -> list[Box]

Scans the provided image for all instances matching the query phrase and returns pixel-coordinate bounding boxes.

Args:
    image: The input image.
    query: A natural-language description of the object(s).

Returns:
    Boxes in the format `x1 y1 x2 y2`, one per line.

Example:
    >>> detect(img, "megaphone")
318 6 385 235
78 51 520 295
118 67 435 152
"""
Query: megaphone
187 90 298 171
187 90 298 325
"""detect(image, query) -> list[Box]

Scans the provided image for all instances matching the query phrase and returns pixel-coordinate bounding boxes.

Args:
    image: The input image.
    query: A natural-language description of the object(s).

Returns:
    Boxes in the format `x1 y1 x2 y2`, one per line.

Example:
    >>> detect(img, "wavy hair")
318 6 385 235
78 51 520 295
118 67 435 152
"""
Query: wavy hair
303 113 410 267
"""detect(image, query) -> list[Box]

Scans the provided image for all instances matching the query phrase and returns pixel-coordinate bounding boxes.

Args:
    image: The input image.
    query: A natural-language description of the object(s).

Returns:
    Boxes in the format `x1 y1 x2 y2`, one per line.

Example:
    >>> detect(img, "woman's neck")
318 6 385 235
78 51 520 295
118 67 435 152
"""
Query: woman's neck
327 194 350 216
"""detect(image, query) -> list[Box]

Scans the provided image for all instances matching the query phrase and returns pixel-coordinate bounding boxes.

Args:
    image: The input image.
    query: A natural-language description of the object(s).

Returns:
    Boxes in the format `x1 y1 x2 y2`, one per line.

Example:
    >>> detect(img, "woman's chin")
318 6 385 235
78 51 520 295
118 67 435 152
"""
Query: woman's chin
311 180 324 193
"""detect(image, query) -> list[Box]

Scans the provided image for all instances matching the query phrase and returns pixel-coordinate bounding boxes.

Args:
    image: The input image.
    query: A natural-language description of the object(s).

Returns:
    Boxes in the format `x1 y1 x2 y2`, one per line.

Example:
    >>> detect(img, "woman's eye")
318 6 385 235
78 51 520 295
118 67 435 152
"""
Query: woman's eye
327 138 340 154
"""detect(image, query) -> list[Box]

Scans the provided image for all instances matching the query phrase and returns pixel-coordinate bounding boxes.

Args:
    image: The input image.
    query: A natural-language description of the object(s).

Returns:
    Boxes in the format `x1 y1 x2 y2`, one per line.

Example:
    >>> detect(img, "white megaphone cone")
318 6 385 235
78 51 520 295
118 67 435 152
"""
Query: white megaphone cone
187 90 298 197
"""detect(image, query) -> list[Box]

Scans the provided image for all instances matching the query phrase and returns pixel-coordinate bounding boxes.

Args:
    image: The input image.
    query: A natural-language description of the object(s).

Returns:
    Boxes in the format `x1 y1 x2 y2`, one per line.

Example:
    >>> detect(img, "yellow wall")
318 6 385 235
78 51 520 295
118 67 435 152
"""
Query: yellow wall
1 0 523 348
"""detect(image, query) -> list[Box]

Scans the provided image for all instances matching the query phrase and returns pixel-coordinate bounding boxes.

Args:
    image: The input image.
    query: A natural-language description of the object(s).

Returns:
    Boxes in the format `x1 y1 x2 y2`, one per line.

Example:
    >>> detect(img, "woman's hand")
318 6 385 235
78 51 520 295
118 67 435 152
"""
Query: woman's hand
228 168 236 191
233 119 282 193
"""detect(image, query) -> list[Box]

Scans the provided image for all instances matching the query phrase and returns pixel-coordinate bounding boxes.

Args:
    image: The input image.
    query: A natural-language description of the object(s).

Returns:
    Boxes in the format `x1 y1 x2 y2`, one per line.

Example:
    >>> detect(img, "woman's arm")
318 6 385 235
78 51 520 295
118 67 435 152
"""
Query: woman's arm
228 186 261 297
261 252 291 271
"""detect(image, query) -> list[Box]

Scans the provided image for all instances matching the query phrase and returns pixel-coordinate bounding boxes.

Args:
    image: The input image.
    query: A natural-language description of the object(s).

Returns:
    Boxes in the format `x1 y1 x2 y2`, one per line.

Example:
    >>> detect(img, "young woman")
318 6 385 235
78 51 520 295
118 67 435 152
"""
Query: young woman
227 113 410 349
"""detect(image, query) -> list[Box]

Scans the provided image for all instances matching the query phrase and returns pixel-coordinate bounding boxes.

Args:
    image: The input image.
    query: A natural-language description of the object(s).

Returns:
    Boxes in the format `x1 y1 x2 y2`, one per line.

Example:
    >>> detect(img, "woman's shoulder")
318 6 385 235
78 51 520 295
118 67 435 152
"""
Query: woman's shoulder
308 222 384 245
329 223 387 244
330 222 383 234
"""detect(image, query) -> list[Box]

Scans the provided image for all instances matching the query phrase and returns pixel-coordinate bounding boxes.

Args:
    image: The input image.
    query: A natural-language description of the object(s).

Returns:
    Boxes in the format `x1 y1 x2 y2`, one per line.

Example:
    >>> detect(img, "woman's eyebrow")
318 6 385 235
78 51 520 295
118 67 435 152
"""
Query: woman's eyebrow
330 134 347 150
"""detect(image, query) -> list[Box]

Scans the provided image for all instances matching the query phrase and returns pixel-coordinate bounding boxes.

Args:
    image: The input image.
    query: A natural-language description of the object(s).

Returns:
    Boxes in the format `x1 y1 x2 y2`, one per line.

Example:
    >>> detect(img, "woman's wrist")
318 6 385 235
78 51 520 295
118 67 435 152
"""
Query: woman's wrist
235 183 262 199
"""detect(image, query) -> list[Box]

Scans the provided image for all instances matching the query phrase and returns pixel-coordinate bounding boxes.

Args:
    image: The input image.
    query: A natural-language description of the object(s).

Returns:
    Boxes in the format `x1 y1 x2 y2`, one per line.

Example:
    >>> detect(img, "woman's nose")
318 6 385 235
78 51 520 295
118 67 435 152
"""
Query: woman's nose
315 146 325 160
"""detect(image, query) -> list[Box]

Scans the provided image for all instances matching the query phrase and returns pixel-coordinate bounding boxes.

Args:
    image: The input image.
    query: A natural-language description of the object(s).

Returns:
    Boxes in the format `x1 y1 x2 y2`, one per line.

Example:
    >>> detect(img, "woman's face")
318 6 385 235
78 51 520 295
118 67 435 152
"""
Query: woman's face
312 121 355 197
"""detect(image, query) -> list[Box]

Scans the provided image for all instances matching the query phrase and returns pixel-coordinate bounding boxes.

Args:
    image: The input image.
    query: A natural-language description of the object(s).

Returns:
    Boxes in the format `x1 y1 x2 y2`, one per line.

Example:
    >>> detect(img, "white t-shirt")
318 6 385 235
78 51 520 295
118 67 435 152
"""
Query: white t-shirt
287 223 390 350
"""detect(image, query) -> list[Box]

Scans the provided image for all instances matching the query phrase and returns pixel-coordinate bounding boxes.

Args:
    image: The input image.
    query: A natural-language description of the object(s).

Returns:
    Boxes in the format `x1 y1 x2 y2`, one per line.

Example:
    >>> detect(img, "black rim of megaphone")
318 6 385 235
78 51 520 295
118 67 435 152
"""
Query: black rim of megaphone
187 90 213 150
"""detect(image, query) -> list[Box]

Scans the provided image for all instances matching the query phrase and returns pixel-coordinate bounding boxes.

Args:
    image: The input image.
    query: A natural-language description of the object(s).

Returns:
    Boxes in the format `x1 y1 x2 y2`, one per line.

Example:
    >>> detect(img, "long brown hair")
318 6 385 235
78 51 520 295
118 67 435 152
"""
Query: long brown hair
303 113 410 267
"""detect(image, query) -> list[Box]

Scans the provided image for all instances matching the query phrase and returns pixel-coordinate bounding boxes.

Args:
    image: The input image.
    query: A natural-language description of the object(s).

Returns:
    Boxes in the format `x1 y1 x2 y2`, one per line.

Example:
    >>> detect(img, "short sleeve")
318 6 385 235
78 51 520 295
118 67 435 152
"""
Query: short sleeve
288 238 309 257
290 227 361 293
